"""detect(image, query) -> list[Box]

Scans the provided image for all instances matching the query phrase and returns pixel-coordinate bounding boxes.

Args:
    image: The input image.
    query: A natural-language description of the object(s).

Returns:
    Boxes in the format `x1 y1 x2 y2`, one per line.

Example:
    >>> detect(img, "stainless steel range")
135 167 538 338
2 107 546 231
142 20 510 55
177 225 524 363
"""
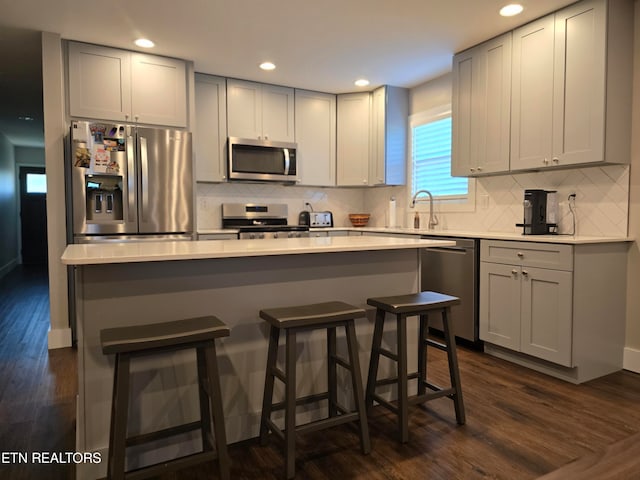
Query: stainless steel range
222 203 309 239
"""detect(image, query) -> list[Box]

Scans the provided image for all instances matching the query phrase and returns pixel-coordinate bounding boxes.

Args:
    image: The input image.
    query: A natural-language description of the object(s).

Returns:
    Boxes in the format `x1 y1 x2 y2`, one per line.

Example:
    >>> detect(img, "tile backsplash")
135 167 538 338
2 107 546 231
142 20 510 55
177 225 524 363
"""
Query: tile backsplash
196 182 365 229
198 164 630 237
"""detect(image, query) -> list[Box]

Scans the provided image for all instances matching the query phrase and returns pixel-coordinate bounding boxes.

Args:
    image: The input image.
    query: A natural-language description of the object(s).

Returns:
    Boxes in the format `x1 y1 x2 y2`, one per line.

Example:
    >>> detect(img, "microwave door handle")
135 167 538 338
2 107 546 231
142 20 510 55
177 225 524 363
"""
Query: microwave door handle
283 148 290 175
140 136 149 222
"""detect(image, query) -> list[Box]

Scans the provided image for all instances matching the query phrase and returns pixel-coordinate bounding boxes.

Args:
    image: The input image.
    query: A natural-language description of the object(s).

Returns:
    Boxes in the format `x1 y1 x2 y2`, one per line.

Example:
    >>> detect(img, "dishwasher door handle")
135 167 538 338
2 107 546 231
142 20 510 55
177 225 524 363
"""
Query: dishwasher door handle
425 246 471 254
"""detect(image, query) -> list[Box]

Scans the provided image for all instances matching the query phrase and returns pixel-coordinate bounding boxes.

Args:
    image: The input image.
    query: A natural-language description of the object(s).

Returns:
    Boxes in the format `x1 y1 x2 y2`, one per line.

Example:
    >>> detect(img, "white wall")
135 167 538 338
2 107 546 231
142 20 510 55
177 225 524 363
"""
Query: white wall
15 146 45 166
42 32 71 349
624 0 640 371
0 132 18 279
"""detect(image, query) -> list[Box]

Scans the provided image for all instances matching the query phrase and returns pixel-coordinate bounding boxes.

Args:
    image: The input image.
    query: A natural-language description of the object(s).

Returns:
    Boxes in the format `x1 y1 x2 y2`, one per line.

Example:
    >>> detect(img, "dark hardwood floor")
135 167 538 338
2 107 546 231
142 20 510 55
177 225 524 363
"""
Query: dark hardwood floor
1 264 640 479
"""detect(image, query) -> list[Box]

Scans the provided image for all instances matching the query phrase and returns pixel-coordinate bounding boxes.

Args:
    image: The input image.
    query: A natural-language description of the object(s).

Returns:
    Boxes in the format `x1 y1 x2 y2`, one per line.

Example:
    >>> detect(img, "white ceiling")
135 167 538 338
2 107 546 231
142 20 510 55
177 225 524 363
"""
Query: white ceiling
0 0 576 147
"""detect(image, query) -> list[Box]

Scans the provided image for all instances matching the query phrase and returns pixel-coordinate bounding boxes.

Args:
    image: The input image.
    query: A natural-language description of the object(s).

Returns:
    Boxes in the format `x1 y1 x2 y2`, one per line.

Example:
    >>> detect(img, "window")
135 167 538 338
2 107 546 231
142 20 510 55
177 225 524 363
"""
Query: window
409 105 474 212
26 173 47 194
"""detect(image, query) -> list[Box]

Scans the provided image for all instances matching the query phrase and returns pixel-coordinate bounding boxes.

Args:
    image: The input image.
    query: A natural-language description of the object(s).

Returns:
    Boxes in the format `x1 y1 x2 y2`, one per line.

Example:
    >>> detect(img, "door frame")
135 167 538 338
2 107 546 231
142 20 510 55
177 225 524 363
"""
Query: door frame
16 163 47 265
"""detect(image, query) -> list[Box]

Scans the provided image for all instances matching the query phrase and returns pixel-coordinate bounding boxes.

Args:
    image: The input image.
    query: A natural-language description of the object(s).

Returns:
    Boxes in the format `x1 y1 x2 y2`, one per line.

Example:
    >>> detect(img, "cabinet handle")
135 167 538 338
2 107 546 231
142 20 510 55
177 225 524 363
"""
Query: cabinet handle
477 166 483 171
522 270 529 276
264 134 269 140
552 157 559 163
511 269 518 275
543 158 549 164
363 179 368 184
470 168 476 173
134 115 139 123
517 252 524 258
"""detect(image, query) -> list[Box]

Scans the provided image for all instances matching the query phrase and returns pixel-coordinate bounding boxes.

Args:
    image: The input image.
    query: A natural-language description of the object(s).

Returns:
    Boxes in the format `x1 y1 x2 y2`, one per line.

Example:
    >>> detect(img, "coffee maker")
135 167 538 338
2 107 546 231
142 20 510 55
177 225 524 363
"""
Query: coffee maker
517 189 558 235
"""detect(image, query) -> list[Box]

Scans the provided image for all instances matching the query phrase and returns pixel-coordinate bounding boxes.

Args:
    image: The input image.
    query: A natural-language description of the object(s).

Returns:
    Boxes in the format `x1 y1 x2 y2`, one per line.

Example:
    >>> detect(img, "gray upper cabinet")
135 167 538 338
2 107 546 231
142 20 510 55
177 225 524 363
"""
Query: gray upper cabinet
337 87 408 187
295 89 336 186
370 86 408 186
452 33 512 177
337 92 371 186
68 42 187 127
227 79 295 142
194 74 227 182
511 0 633 171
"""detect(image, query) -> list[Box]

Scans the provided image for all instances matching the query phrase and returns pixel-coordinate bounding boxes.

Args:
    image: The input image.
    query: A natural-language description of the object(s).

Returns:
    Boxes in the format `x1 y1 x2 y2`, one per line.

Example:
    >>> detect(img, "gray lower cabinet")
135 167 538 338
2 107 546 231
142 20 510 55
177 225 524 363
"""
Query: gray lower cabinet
479 239 627 383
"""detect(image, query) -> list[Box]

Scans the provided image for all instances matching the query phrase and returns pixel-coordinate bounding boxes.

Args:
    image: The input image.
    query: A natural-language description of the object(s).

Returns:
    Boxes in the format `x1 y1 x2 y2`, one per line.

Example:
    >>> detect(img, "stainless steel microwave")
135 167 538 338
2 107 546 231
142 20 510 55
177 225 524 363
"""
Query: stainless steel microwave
228 137 298 183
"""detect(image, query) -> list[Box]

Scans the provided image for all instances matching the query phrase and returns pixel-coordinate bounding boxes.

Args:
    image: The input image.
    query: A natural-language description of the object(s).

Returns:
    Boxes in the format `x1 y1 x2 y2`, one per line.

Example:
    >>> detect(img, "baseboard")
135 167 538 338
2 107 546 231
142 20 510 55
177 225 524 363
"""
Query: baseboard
48 327 72 349
0 258 17 280
623 347 640 374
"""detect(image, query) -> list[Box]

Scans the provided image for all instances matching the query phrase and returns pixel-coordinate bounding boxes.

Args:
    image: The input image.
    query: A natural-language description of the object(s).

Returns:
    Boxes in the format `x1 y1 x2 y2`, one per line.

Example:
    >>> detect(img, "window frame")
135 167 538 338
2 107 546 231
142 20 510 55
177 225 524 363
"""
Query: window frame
408 105 475 213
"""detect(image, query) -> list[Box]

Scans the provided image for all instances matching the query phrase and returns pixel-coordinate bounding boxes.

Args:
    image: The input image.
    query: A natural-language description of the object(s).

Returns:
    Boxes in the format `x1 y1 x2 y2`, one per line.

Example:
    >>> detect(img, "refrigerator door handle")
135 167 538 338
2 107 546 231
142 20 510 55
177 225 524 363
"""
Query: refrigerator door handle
140 136 149 222
127 135 136 223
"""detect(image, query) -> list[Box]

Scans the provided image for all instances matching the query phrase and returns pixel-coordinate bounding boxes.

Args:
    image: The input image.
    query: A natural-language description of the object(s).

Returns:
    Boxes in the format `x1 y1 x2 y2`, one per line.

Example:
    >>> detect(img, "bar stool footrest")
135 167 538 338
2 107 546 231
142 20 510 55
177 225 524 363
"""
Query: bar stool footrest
409 388 456 406
425 338 448 351
270 392 330 412
125 420 202 447
370 393 399 414
295 412 360 436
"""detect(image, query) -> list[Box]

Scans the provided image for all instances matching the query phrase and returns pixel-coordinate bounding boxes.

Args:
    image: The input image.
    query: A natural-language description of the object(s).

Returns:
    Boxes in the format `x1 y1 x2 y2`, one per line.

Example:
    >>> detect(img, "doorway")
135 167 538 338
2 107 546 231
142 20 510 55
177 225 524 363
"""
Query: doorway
18 166 48 265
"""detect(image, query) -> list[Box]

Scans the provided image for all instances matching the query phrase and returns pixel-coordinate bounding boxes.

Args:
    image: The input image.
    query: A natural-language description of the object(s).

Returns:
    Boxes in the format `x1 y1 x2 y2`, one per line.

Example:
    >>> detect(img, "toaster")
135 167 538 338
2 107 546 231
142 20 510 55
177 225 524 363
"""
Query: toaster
298 210 333 228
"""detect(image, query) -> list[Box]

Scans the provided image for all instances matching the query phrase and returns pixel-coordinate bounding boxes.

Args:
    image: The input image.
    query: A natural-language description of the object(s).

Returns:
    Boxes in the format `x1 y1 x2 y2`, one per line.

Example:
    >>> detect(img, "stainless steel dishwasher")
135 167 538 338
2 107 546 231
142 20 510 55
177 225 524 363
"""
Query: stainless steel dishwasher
420 237 480 346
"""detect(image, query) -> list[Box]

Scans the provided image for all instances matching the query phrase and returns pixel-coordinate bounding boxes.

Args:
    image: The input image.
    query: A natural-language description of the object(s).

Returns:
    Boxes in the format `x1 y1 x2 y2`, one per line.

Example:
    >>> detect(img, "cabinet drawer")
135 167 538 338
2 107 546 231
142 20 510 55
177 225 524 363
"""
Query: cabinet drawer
481 240 573 270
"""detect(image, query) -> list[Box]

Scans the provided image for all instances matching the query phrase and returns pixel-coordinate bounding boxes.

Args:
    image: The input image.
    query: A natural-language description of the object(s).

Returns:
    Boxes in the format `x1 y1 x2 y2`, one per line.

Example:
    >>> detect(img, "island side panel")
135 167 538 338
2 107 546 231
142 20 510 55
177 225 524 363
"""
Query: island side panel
76 248 421 478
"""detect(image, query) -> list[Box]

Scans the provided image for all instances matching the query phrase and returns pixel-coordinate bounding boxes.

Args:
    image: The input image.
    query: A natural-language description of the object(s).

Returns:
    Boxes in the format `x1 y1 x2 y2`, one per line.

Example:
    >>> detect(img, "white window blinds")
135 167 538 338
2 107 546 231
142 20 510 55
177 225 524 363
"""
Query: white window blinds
411 115 468 199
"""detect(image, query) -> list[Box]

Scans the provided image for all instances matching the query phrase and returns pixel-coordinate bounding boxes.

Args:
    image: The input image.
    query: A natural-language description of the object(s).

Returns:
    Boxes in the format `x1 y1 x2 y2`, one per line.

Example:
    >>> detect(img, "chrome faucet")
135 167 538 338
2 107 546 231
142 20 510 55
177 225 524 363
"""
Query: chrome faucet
410 190 438 230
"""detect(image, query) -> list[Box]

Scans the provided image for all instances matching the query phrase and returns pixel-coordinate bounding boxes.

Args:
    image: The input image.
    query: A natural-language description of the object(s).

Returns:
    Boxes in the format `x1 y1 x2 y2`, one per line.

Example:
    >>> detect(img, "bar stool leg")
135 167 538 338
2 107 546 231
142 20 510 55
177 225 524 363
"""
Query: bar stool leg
327 326 337 418
365 308 385 410
196 346 213 453
285 328 297 479
418 314 428 397
441 307 465 425
260 326 280 445
344 320 371 454
109 353 131 480
397 313 409 443
205 342 231 480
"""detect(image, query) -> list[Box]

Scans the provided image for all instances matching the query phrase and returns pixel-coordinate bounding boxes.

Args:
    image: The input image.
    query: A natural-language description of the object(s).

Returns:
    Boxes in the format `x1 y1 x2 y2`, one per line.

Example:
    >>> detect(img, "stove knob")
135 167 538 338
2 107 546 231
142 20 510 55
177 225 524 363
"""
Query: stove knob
259 233 265 239
296 232 302 238
249 233 256 240
288 232 294 238
274 232 279 239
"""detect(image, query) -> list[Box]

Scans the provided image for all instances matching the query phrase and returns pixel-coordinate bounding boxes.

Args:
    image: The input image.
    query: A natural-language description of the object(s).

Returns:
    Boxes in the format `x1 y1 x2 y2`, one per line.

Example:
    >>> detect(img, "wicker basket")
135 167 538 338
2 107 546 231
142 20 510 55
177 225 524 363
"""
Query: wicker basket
349 213 370 227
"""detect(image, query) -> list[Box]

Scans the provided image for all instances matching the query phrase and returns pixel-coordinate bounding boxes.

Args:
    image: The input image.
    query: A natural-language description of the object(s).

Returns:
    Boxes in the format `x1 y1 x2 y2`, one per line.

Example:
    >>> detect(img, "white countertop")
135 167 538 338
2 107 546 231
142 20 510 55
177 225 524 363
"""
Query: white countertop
62 236 455 266
312 227 633 244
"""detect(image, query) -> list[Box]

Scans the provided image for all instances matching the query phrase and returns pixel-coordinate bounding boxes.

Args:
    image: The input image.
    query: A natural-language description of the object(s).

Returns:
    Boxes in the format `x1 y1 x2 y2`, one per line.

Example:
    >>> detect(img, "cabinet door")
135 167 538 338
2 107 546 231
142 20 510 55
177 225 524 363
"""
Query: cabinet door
480 34 512 174
370 86 408 186
68 42 131 121
520 267 573 366
511 15 555 171
130 53 187 127
552 0 606 166
479 262 521 350
194 74 227 182
451 47 476 177
227 79 262 139
295 89 336 186
337 93 371 186
452 33 511 177
261 84 295 142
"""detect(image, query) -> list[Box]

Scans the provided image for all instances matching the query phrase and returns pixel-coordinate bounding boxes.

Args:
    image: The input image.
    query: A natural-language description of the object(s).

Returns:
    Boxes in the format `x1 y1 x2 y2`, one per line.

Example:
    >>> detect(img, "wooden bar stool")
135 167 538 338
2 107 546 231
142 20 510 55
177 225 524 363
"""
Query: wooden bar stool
259 301 371 479
100 316 230 480
366 291 465 443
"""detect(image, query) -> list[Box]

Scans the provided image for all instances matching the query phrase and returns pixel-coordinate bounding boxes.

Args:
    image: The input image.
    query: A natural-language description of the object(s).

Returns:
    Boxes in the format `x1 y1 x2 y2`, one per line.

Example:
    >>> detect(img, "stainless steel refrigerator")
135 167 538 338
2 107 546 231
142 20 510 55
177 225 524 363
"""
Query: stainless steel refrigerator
67 120 193 243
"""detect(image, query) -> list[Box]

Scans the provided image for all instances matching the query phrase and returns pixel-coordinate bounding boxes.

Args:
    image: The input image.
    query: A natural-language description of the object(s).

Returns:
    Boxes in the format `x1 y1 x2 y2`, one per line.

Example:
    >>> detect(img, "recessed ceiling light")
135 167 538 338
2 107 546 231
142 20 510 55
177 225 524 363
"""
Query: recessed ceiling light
354 79 370 87
499 4 524 16
134 38 155 48
18 115 35 121
260 62 276 71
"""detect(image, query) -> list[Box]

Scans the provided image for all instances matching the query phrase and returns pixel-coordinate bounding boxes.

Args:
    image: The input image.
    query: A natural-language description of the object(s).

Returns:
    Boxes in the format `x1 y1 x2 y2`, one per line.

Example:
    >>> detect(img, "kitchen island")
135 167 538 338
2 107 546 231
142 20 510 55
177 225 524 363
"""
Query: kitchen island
62 236 454 479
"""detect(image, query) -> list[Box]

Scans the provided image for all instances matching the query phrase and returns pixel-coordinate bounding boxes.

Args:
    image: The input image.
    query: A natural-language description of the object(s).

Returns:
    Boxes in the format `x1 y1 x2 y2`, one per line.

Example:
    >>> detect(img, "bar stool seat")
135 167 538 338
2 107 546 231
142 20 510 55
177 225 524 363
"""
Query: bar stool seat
100 316 230 480
259 301 371 479
366 291 465 443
